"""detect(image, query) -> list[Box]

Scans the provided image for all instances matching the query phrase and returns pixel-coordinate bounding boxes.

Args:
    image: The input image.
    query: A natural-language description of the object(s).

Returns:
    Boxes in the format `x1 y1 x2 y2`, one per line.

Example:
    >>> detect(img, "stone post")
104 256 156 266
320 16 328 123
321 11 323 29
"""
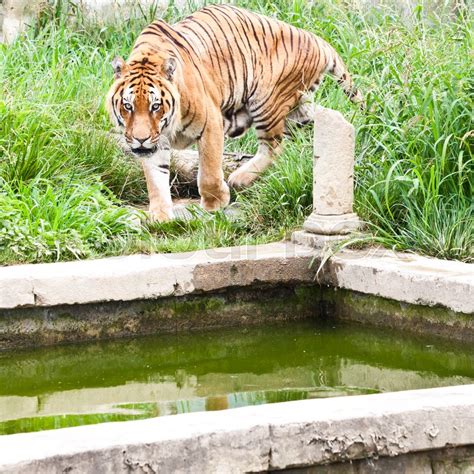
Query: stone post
2 0 42 44
1 0 190 44
292 106 361 248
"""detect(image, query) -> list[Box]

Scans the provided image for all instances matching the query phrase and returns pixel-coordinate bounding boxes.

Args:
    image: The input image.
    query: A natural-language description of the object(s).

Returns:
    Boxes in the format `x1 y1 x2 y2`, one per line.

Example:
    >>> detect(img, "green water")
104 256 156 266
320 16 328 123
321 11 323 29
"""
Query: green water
1 320 473 435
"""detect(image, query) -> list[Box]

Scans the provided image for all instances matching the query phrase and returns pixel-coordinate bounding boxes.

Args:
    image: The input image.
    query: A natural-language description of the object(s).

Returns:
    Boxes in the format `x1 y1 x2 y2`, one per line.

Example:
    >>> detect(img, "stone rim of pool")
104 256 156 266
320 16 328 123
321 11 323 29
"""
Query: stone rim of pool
1 242 473 352
1 242 472 314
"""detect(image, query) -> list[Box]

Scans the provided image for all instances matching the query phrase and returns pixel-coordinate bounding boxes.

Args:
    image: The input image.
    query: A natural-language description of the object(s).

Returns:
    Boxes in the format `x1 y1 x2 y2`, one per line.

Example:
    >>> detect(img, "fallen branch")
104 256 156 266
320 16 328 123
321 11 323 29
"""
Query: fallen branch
109 131 252 197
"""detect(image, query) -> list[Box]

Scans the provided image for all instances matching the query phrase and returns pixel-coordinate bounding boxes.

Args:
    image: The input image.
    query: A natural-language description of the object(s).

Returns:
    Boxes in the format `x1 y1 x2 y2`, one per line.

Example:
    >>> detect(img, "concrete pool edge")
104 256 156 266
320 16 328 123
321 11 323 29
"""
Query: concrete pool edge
0 242 472 313
0 384 473 472
1 241 473 349
0 286 327 349
0 242 315 308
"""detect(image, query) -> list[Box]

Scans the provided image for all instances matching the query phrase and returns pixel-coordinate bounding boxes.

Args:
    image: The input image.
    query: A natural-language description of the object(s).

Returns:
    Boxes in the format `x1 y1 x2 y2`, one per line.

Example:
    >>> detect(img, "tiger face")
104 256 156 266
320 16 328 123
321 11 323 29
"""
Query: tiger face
107 55 179 156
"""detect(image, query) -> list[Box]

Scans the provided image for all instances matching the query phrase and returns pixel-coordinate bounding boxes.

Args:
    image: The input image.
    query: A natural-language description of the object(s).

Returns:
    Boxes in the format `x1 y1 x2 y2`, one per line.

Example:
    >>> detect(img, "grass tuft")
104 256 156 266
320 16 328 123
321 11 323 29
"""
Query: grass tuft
0 178 143 263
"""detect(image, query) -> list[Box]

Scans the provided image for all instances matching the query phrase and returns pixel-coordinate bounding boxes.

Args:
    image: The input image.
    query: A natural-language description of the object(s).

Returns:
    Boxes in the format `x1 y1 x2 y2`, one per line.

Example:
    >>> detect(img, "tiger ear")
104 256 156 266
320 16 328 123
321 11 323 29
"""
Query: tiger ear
111 56 127 79
163 57 177 81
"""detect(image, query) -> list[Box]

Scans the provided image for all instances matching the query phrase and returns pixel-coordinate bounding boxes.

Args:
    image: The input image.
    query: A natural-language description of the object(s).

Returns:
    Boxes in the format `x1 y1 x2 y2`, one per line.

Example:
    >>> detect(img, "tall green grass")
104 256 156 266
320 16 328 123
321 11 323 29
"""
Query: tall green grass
0 177 143 263
240 0 473 261
0 0 472 264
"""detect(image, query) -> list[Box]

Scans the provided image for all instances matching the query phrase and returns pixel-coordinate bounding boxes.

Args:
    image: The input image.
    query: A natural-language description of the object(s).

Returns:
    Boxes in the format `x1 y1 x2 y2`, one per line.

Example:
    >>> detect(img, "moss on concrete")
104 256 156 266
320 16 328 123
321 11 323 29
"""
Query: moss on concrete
323 287 474 343
0 284 472 350
0 285 324 350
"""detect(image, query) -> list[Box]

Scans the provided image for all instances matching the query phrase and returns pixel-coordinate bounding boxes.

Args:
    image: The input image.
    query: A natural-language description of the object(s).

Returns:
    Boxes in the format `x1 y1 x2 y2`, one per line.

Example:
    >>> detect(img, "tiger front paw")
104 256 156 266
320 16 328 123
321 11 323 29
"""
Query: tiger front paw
148 205 174 223
200 181 230 211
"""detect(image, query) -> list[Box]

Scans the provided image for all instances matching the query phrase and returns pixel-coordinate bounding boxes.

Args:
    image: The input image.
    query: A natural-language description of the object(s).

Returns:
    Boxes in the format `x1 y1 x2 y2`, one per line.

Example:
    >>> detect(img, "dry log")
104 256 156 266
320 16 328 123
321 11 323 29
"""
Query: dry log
109 130 252 197
170 150 252 197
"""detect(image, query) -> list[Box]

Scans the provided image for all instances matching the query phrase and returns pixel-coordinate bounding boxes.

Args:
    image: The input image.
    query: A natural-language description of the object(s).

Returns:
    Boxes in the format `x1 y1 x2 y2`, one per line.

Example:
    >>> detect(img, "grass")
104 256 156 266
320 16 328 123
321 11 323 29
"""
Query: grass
0 0 472 264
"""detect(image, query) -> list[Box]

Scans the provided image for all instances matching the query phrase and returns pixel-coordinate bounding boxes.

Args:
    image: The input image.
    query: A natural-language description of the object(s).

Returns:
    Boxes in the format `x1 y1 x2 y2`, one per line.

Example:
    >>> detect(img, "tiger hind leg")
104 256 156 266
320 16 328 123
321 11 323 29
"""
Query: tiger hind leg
285 92 315 134
228 122 284 188
227 89 312 188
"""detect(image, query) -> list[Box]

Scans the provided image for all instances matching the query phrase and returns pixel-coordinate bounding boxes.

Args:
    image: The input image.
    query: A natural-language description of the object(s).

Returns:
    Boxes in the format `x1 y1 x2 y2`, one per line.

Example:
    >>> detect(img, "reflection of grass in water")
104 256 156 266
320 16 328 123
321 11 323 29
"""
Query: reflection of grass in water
0 386 382 435
115 402 161 417
0 412 149 436
230 386 380 406
229 389 307 407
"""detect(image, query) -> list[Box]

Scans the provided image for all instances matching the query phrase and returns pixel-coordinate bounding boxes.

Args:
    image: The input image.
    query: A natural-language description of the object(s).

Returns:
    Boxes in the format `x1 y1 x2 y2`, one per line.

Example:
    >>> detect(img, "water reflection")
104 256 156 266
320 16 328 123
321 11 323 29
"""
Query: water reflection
0 321 473 434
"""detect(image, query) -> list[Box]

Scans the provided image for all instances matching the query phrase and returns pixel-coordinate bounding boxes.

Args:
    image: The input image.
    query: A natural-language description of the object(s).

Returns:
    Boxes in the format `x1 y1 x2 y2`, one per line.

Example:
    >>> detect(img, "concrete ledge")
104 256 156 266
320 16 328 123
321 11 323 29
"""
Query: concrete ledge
0 385 473 473
319 247 474 314
0 242 472 314
0 243 315 309
1 241 473 348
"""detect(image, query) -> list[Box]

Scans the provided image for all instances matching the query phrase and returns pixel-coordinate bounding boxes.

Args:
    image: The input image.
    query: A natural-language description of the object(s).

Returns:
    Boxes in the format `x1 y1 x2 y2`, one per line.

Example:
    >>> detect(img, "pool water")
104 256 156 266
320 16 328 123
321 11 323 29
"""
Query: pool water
1 320 473 435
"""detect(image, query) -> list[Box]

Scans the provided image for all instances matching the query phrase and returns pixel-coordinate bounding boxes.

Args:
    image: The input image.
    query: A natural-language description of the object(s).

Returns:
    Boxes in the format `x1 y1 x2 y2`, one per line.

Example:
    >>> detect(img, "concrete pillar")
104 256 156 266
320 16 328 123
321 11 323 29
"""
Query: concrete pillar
2 0 42 44
293 106 361 248
0 0 190 43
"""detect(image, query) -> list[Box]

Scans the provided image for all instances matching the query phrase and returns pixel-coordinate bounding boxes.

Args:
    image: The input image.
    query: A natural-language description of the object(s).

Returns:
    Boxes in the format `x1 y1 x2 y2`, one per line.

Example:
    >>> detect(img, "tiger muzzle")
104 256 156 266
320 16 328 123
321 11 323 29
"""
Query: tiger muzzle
130 136 158 156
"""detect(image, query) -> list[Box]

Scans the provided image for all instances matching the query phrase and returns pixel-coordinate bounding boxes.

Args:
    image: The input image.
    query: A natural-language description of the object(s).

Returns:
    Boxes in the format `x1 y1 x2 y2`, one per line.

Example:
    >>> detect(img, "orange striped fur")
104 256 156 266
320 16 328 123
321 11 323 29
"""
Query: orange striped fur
107 4 362 219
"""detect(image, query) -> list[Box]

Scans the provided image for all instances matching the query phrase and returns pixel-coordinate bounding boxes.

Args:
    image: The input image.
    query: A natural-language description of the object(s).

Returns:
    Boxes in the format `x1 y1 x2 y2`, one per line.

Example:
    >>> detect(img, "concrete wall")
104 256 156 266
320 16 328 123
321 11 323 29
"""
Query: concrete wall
287 446 474 473
0 2 3 41
1 242 473 350
2 0 462 43
0 0 192 43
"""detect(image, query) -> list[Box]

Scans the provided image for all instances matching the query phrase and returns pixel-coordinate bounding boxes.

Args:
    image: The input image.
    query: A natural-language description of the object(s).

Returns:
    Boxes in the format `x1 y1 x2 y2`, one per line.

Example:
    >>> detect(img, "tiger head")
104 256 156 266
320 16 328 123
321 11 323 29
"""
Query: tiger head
107 53 180 156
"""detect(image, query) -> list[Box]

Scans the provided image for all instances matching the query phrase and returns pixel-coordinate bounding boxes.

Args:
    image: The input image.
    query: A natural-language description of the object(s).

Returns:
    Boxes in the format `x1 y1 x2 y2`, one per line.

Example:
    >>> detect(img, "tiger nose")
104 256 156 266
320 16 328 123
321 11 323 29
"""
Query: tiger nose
136 136 151 144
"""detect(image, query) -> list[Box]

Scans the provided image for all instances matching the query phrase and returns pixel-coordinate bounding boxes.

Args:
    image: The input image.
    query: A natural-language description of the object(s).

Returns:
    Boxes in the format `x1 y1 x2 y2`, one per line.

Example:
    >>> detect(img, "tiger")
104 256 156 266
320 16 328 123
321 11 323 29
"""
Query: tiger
107 4 363 222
